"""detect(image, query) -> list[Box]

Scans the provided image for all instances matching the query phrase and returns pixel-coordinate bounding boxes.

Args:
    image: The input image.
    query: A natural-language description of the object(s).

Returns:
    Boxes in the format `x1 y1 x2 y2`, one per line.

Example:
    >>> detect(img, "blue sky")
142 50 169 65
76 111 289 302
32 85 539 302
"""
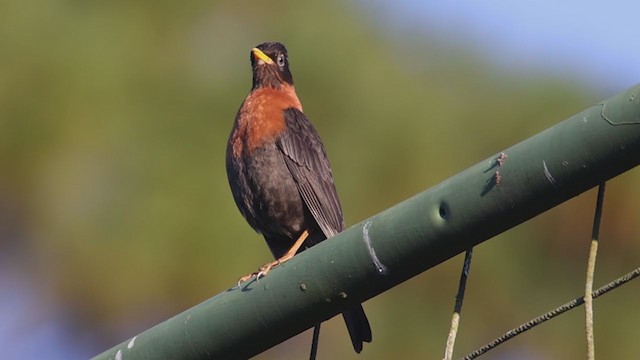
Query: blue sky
367 0 640 93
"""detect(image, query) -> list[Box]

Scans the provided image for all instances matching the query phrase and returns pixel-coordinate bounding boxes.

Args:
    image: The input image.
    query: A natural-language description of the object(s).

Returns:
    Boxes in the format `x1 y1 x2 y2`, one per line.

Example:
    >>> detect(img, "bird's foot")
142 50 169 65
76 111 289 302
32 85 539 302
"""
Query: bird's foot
237 273 256 287
256 259 281 280
237 259 282 287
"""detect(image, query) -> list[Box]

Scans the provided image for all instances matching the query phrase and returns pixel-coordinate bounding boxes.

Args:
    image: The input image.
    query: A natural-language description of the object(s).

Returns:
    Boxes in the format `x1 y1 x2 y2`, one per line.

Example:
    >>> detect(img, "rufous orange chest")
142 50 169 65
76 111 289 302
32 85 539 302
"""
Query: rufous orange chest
231 85 302 158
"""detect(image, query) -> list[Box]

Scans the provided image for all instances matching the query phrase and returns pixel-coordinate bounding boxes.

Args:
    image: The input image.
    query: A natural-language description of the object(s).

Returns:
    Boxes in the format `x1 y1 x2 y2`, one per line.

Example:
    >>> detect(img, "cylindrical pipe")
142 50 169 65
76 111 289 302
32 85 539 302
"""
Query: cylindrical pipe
93 84 640 360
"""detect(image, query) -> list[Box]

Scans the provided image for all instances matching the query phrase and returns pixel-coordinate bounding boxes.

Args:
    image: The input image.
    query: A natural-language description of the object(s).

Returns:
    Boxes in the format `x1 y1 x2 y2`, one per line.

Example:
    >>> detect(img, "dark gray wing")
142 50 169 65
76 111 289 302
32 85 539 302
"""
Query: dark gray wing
277 108 344 237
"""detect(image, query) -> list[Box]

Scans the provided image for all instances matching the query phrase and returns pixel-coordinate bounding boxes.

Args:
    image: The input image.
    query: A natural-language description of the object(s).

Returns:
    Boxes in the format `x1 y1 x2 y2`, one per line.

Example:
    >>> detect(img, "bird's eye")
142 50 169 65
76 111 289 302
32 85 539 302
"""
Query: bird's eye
277 54 286 67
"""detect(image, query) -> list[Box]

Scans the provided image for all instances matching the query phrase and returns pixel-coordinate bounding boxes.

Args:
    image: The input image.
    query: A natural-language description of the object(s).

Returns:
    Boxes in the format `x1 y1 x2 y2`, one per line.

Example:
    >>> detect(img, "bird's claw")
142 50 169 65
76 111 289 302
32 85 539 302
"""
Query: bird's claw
237 260 282 287
237 277 248 287
256 261 277 280
237 273 257 287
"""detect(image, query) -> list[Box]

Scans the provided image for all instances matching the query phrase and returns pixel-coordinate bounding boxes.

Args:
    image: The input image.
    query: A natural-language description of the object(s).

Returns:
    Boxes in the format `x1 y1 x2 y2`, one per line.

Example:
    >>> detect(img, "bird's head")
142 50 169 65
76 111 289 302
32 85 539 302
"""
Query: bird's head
250 42 294 89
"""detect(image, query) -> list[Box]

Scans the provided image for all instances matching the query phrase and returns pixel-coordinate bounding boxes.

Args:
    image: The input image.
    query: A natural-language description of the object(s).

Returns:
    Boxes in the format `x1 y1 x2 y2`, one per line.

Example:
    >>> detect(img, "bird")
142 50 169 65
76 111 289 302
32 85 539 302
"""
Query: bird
226 42 372 354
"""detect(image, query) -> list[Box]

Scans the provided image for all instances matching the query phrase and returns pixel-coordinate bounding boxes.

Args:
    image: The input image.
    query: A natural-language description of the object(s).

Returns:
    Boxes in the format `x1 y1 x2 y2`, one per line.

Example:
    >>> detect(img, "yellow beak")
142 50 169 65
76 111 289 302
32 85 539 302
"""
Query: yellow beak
252 48 274 65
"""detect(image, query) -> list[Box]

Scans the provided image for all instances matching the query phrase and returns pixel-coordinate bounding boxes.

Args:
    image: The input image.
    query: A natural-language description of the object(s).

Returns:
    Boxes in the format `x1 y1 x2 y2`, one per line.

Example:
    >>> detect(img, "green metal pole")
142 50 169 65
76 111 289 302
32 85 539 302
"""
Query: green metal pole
94 84 640 360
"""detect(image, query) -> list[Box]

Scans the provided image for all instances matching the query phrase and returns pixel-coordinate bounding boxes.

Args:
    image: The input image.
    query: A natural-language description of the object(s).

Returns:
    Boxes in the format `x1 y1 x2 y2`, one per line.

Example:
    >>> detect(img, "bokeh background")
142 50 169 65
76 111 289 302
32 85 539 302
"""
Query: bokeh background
2 0 639 359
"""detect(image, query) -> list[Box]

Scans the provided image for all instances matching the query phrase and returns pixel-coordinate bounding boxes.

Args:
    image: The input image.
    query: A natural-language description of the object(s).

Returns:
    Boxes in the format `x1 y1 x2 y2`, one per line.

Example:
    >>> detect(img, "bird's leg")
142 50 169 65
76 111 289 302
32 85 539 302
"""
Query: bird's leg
237 230 310 285
281 230 311 262
257 230 310 278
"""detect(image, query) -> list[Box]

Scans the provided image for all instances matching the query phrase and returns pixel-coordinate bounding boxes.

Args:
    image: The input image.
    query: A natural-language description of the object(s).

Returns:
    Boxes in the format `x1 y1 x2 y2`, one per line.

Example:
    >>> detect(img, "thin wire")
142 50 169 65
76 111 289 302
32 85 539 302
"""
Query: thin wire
443 248 474 360
585 183 605 360
309 323 321 360
459 267 640 360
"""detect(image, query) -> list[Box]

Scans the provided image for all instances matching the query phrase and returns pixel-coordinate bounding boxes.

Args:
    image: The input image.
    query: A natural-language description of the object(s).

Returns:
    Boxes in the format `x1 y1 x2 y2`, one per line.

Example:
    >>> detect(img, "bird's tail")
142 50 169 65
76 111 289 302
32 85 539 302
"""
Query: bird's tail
342 304 372 353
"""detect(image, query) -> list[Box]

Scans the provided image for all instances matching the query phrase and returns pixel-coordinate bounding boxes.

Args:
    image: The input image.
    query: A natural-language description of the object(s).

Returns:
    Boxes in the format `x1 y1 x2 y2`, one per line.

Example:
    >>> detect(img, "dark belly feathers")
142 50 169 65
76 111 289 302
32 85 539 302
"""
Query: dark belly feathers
227 138 308 235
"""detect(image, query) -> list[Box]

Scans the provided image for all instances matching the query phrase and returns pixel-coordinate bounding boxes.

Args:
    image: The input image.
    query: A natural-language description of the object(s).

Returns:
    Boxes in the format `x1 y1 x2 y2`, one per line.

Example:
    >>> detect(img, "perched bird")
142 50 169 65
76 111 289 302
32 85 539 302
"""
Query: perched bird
226 42 372 353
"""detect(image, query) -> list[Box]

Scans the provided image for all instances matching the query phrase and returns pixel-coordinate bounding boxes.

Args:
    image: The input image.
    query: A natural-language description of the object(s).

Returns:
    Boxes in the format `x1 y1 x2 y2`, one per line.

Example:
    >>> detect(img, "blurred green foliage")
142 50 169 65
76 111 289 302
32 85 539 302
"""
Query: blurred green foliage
1 1 639 359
